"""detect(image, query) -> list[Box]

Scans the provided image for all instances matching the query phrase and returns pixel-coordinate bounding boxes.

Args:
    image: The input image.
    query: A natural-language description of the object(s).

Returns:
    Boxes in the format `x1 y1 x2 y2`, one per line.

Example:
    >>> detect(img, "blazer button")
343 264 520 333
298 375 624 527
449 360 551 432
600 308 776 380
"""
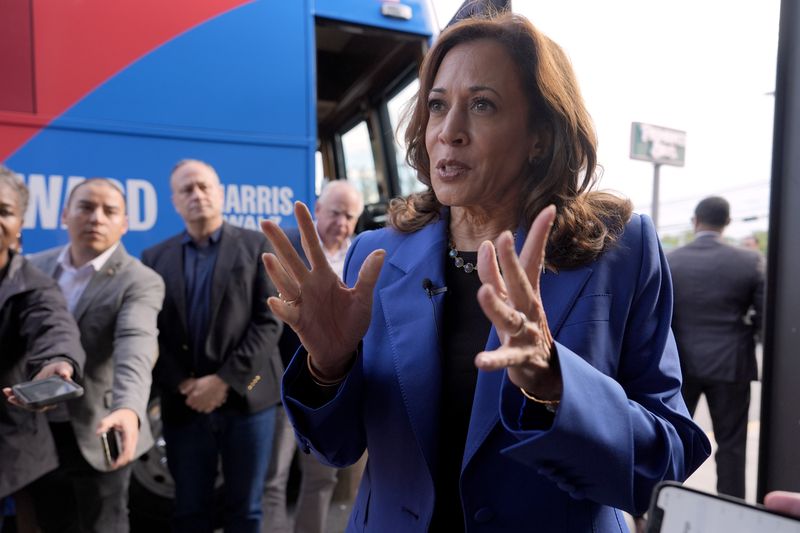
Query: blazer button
247 375 261 391
473 507 494 523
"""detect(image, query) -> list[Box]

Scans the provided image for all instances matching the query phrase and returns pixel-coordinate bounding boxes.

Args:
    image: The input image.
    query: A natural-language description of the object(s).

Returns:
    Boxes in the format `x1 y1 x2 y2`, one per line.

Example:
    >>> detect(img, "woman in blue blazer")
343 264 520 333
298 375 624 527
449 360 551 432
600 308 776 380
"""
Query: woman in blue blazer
261 12 710 533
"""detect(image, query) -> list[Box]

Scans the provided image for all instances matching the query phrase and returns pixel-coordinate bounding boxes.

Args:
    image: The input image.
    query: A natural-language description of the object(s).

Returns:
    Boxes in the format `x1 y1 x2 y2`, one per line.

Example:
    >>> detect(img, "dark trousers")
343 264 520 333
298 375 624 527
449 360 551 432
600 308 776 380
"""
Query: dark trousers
162 406 275 533
30 422 132 533
682 378 750 498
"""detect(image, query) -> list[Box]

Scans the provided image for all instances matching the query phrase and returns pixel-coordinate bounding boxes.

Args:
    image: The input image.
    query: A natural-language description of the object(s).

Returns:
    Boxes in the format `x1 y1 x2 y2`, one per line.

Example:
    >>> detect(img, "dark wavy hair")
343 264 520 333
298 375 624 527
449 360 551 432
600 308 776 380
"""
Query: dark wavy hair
389 12 632 269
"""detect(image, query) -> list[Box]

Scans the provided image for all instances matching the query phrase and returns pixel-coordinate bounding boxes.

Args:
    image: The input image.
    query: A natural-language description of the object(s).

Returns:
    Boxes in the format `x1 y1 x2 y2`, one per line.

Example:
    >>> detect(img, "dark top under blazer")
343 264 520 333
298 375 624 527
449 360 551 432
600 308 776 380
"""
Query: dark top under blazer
283 213 711 532
667 233 764 383
142 222 283 424
0 252 85 498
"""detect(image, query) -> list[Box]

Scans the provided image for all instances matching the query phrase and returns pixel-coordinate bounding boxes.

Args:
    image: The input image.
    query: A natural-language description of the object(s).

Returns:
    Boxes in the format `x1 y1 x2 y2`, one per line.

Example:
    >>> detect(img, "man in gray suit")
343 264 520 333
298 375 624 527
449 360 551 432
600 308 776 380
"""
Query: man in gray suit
667 196 764 498
28 178 165 532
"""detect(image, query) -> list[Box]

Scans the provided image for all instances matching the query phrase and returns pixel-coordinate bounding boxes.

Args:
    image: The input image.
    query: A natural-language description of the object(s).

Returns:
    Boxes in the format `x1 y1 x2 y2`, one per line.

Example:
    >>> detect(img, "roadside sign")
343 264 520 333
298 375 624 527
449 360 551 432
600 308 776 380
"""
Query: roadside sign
630 122 687 167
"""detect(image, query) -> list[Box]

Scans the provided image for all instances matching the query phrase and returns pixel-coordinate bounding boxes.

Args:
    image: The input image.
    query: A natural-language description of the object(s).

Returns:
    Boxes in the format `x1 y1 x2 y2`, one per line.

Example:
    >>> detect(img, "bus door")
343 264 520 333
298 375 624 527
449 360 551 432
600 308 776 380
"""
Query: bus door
313 0 435 228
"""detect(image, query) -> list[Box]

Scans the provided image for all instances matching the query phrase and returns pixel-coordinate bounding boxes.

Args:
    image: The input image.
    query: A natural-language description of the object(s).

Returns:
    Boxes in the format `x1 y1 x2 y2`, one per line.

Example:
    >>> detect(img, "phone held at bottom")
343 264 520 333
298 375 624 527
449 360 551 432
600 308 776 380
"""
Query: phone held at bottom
11 375 84 409
100 428 122 467
647 481 800 533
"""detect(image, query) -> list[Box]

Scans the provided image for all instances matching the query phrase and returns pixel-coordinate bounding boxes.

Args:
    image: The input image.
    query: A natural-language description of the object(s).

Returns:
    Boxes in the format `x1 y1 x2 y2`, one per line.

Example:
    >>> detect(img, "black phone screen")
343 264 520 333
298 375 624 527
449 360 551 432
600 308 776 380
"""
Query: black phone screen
12 375 83 406
101 429 122 466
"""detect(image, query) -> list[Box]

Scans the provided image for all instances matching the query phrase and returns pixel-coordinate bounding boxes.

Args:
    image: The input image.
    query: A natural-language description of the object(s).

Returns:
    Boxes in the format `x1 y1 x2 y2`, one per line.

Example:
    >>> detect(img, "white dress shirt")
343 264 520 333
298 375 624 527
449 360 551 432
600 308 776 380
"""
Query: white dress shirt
318 231 351 279
55 243 119 313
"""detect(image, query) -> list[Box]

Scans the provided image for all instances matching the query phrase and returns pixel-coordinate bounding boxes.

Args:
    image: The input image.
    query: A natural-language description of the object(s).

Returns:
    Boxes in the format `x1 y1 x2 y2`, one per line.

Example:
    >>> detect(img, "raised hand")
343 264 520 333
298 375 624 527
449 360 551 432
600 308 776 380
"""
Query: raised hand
474 205 562 401
260 201 385 381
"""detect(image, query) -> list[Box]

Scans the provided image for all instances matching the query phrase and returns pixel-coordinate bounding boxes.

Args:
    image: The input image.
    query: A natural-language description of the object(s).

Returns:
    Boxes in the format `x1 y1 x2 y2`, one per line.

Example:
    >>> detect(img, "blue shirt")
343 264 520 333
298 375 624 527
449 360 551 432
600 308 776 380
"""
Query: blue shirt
182 226 222 373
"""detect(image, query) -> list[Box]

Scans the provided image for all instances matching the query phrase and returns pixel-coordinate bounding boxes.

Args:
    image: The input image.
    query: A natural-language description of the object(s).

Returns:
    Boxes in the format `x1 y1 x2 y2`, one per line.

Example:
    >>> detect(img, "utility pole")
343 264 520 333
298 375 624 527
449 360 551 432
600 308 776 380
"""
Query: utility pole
651 163 661 229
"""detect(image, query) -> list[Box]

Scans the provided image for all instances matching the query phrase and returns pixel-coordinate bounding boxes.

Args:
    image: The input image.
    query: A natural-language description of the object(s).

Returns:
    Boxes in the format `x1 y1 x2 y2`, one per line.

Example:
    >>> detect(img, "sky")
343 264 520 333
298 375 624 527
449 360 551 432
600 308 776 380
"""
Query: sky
428 0 780 239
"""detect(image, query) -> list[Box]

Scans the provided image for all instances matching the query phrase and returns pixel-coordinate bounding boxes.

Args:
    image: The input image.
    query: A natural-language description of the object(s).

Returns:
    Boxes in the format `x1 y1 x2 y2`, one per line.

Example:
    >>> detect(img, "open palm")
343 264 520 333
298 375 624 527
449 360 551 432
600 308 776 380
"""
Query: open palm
260 202 385 379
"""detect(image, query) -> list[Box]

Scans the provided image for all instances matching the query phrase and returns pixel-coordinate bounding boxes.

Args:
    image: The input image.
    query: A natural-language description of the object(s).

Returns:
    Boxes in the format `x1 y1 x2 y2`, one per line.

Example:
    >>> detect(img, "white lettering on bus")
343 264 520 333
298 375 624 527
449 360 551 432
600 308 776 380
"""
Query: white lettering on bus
21 174 157 231
257 186 270 214
24 174 63 230
279 186 293 215
224 185 241 213
19 175 294 233
127 179 158 230
223 214 283 228
222 184 294 216
241 185 256 214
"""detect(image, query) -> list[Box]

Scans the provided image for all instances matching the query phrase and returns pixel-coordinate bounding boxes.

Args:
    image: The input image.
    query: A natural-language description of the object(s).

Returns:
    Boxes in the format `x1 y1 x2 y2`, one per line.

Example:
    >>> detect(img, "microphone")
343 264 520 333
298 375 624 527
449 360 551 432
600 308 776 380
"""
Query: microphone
422 278 447 298
422 278 445 344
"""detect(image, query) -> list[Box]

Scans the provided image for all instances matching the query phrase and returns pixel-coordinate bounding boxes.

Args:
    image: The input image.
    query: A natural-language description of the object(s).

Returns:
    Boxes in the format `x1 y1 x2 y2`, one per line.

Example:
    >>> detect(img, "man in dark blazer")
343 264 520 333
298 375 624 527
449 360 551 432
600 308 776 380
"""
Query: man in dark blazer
668 196 764 498
141 159 282 533
27 178 164 532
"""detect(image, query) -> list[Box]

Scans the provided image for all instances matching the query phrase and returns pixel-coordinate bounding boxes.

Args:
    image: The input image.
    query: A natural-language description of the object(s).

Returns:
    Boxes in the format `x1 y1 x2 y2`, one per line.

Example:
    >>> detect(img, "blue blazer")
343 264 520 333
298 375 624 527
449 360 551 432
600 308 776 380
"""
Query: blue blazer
283 213 710 532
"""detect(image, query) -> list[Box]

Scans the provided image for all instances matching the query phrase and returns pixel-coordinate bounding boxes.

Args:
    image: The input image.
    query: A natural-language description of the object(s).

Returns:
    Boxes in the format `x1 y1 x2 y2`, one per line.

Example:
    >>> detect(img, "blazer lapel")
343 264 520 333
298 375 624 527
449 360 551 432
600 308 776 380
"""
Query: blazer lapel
73 245 128 322
208 224 237 327
378 218 448 473
462 230 593 469
161 238 188 333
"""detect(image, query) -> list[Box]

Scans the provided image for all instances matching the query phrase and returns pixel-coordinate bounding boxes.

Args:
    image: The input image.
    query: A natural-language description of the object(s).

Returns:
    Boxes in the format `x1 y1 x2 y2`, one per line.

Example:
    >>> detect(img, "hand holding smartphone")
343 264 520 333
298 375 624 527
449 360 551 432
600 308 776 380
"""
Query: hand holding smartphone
100 428 122 467
646 481 800 533
10 375 83 409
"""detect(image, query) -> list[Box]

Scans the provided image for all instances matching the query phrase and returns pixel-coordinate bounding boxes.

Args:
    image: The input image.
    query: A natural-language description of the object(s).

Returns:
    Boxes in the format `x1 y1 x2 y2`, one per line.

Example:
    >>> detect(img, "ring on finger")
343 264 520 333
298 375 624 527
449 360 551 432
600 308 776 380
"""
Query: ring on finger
278 290 302 306
510 310 528 337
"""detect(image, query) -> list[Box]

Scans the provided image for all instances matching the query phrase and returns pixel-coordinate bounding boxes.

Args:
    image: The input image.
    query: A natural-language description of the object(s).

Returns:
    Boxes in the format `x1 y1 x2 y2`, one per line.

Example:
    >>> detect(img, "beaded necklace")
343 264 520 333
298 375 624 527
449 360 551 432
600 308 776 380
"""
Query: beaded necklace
448 232 537 275
448 241 477 273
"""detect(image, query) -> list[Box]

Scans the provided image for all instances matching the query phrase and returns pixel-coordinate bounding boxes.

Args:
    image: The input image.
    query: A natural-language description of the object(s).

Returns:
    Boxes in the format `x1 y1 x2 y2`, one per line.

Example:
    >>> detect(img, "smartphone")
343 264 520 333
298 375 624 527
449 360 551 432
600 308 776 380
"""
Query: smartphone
100 428 122 467
646 481 800 533
11 375 84 408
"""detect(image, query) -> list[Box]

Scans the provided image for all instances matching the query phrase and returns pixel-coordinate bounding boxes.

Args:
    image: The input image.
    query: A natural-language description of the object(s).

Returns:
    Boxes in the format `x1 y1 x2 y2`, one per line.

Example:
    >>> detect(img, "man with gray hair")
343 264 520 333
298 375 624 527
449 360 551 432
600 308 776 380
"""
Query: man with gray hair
263 179 364 533
667 196 764 499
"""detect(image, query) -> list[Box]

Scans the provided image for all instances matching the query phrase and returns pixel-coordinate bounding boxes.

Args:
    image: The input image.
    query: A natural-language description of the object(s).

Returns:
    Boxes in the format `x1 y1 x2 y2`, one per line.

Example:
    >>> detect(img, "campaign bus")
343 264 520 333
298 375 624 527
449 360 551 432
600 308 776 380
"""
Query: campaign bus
0 0 438 257
1 0 438 523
